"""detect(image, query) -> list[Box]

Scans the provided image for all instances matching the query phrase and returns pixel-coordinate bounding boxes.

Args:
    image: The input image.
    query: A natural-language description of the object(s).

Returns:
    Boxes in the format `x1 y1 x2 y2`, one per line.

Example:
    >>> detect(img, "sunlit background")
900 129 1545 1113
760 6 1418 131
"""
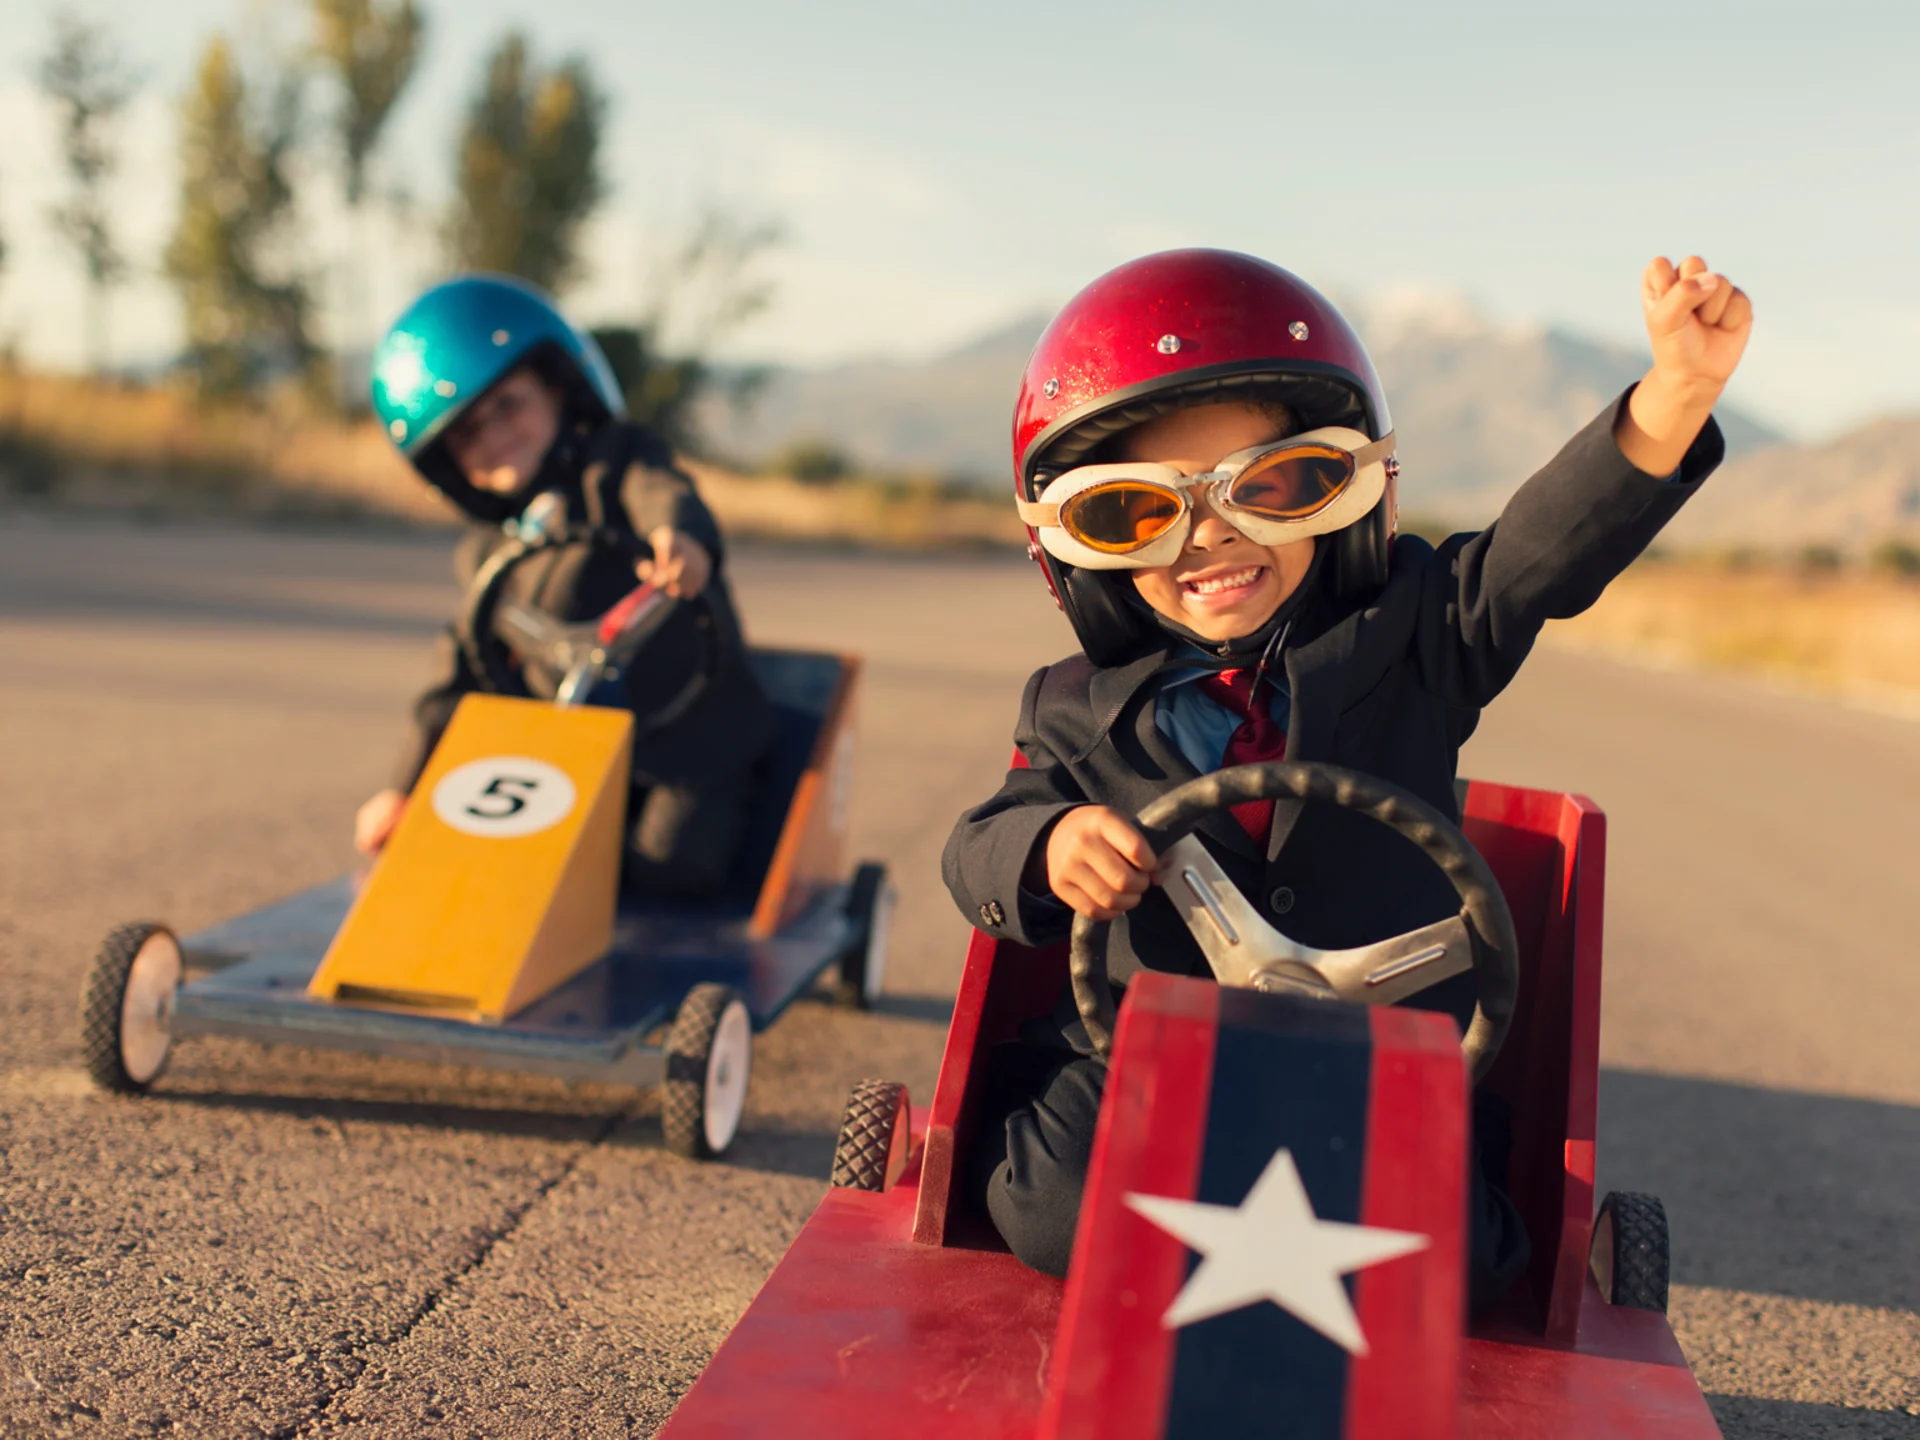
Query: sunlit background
0 0 1916 435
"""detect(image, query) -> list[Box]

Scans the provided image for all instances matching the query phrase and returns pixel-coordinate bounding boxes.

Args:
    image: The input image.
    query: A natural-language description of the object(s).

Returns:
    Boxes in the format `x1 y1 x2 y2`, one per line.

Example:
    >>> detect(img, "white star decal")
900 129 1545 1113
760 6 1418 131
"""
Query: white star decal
1123 1148 1429 1355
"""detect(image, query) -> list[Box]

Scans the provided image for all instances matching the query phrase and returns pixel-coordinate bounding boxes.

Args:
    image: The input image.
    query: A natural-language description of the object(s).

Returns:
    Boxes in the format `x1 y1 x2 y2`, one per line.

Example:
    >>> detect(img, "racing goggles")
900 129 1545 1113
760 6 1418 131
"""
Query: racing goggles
1017 426 1395 570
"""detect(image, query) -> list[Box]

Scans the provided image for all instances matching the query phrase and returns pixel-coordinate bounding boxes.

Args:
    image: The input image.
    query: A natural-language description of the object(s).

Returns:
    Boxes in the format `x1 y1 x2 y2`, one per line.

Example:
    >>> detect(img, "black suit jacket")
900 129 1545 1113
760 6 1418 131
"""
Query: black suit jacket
942 391 1723 1053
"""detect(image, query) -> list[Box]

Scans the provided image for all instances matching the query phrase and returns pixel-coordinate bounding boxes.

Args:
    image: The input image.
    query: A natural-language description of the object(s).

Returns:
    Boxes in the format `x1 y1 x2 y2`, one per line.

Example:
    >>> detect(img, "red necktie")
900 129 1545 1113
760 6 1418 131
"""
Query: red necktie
1196 668 1288 844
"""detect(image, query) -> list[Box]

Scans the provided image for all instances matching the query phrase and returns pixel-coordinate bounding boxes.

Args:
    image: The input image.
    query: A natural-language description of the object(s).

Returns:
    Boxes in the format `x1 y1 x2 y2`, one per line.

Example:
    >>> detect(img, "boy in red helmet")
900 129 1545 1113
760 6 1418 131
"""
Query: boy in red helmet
944 250 1751 1303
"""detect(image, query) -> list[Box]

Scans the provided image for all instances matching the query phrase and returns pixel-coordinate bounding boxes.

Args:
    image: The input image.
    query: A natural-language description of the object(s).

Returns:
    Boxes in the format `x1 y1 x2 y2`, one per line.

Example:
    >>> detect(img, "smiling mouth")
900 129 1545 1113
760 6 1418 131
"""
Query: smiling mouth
1181 565 1266 598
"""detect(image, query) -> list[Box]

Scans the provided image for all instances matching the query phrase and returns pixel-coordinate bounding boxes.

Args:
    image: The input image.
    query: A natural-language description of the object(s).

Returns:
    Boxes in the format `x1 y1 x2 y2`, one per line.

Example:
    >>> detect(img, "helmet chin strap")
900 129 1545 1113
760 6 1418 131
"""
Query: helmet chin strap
1116 538 1328 660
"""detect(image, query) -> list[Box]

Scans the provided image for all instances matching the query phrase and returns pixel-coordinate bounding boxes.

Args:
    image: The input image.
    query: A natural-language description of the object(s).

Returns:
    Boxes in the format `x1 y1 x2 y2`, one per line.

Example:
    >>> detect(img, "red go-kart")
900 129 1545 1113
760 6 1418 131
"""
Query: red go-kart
660 759 1723 1439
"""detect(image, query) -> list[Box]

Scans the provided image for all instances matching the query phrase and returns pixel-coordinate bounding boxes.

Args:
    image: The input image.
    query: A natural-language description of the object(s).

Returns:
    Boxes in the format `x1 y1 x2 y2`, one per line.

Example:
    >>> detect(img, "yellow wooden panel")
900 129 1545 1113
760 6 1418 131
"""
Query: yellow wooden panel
310 695 633 1022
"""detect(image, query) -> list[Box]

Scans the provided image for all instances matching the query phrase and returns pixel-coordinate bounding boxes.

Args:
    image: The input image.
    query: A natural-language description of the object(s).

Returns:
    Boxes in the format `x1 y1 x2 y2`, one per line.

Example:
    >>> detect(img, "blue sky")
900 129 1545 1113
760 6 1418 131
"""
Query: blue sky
1 0 1915 439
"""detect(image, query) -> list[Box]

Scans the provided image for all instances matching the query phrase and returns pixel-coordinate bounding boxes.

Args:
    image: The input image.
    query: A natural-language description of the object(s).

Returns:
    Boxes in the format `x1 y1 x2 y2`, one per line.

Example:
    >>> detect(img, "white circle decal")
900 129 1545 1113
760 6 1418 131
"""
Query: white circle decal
431 756 577 838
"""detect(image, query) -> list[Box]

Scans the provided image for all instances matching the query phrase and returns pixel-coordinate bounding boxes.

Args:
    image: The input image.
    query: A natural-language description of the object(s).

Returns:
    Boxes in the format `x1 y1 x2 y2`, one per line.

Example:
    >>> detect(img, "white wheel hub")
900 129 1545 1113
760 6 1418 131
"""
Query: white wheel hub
703 1000 752 1154
120 931 182 1085
863 881 895 1004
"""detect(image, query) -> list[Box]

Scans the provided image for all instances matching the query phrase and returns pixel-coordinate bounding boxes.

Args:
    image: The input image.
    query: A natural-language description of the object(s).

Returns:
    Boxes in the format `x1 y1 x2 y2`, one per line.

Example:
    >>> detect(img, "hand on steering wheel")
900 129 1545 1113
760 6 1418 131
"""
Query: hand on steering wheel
636 526 711 599
1067 761 1520 1081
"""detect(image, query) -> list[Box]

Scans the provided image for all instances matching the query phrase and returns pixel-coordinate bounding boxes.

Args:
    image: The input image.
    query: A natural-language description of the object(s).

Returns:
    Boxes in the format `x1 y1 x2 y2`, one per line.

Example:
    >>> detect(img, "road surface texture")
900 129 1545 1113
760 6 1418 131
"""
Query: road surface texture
1 517 1914 1438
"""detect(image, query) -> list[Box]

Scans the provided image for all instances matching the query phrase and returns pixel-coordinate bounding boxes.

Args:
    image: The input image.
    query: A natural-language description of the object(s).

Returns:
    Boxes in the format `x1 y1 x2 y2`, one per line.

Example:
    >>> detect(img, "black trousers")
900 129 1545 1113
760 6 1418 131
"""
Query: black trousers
622 764 755 899
966 1043 1532 1314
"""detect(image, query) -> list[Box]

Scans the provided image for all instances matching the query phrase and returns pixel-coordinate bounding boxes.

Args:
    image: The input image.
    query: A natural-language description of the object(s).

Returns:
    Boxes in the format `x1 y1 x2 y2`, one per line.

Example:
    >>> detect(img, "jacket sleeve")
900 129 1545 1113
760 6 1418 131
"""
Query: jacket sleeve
941 666 1089 947
617 437 725 566
1412 387 1724 708
386 627 482 792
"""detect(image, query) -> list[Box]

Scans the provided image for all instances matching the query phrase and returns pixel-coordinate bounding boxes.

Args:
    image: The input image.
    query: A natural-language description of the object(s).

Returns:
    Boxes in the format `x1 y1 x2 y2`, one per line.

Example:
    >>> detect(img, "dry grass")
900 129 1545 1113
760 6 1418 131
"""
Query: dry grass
1548 561 1920 707
683 459 1023 550
0 366 448 522
0 367 1026 548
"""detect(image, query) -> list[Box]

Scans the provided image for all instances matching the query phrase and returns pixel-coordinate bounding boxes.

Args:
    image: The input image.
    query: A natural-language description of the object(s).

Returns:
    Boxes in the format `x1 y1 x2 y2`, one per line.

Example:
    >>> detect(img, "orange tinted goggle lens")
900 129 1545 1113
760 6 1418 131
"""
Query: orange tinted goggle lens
1224 446 1357 521
1059 482 1186 553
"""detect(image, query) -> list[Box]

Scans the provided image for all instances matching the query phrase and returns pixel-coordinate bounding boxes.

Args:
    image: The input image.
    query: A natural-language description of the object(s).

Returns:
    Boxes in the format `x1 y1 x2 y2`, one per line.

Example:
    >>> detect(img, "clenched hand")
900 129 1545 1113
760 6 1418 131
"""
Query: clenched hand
1616 253 1755 477
1041 805 1159 921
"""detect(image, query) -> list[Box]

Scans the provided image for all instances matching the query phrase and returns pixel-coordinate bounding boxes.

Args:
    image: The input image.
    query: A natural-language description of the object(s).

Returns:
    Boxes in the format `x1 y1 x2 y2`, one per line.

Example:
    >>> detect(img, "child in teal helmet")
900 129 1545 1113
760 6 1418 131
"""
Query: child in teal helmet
358 274 774 896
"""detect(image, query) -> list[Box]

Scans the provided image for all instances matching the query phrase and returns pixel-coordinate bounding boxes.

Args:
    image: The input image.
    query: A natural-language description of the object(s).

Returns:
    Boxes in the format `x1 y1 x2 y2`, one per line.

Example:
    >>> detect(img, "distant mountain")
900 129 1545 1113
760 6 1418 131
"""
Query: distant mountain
1351 292 1782 521
698 317 1048 485
702 292 1785 521
1661 414 1920 551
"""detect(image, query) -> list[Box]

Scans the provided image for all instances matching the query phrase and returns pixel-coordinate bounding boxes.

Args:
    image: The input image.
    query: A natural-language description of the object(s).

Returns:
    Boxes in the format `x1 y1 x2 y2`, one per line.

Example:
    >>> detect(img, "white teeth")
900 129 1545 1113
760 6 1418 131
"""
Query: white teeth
1186 566 1262 595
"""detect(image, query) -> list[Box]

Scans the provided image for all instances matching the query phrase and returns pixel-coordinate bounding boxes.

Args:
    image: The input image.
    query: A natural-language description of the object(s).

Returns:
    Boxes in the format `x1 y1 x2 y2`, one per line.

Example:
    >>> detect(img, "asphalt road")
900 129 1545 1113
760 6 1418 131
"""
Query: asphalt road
1 517 1914 1439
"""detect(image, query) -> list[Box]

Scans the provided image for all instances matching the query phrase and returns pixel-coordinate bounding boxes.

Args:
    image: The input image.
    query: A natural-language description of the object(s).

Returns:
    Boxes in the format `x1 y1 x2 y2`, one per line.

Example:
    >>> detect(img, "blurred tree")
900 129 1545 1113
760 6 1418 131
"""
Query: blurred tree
769 438 852 485
38 10 141 377
1796 544 1844 574
588 326 703 450
163 37 314 399
312 0 422 209
444 33 605 293
312 0 423 395
1867 538 1920 577
590 204 783 453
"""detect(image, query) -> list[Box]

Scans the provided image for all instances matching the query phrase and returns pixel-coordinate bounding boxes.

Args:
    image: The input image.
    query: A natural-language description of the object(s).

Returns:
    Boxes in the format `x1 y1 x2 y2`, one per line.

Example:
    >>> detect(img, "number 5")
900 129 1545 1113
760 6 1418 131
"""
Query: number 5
466 774 538 820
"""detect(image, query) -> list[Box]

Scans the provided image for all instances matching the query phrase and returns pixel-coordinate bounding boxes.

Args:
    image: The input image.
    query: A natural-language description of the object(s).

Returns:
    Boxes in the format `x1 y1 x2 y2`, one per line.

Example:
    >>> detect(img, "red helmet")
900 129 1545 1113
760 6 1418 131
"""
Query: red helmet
1012 249 1398 661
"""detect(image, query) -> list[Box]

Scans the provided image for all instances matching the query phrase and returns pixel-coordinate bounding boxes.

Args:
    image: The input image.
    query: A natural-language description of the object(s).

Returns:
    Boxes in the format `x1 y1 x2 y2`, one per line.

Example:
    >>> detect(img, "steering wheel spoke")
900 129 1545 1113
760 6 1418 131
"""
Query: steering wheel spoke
1304 913 1473 1006
1156 835 1312 986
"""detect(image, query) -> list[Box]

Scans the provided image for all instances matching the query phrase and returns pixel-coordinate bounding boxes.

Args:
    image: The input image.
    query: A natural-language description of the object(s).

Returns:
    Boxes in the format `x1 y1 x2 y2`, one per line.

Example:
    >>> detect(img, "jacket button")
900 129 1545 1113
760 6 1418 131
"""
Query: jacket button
1268 887 1295 915
980 900 1006 928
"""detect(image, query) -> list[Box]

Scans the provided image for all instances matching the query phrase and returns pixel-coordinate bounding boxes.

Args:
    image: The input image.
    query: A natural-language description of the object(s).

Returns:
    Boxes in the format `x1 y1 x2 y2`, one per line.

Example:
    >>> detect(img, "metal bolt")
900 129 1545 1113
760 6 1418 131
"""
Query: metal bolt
434 379 457 398
1042 377 1060 399
388 418 408 440
1288 321 1310 341
491 329 510 346
1156 334 1181 355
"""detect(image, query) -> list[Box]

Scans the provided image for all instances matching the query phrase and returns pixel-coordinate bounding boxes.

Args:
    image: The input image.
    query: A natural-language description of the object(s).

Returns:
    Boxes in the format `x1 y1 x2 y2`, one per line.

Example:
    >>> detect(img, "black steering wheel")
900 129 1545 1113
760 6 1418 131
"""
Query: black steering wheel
1069 761 1520 1081
457 524 715 732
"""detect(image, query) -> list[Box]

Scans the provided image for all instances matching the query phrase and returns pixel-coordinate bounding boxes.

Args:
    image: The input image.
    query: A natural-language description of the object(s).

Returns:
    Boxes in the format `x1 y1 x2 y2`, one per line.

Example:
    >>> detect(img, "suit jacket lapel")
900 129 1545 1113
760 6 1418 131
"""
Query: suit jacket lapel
1264 606 1360 861
1073 649 1168 763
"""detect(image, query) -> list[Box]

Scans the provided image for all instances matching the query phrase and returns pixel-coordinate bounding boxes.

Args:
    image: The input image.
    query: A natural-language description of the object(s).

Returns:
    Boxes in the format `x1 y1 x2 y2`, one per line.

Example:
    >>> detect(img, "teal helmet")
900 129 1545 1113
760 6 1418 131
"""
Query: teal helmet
371 274 626 519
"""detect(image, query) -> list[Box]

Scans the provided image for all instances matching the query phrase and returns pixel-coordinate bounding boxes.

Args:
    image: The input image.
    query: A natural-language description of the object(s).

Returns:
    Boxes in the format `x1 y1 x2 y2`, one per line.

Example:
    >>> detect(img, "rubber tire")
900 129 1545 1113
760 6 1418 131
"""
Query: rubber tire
835 863 892 1009
831 1079 910 1191
78 922 179 1094
660 983 752 1160
1591 1191 1671 1312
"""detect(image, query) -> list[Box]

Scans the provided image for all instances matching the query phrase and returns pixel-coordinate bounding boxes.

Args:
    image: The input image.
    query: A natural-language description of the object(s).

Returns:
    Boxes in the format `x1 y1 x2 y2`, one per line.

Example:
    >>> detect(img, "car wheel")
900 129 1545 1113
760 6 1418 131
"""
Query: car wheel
836 863 893 1009
830 1079 911 1191
78 923 182 1094
1590 1190 1670 1312
661 983 752 1160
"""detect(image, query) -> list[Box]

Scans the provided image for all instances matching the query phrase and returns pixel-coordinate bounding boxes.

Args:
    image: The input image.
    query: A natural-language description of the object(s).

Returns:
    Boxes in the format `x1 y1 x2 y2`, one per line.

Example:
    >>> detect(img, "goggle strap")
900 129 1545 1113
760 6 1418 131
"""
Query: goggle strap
1015 495 1061 528
1351 432 1395 469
